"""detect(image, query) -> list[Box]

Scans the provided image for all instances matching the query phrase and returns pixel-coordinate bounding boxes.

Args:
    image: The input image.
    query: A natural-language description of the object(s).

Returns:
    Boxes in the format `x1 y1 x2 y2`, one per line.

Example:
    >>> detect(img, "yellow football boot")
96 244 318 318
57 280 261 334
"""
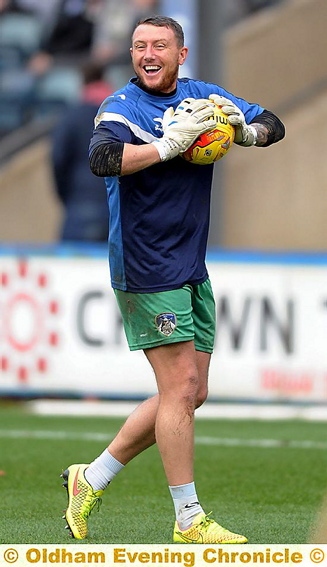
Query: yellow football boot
173 512 248 544
61 463 103 539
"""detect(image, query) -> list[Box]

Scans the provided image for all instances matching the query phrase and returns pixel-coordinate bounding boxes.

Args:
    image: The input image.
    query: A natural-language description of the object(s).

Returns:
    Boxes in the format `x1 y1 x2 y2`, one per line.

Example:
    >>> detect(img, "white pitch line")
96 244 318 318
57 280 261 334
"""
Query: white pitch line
194 436 327 450
0 429 114 442
26 400 327 422
0 429 326 450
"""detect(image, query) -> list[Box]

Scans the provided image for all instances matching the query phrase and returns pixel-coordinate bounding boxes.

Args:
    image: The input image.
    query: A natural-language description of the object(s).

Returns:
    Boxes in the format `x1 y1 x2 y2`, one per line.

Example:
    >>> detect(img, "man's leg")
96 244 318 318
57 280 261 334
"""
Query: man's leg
62 341 206 539
106 394 158 463
143 343 247 543
62 342 247 542
144 340 201 486
106 347 210 468
61 395 159 540
84 346 210 495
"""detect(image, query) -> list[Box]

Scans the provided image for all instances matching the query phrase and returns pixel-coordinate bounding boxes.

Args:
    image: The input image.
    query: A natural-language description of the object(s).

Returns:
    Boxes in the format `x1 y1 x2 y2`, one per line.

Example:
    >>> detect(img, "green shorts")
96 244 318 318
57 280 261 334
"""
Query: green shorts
114 279 216 353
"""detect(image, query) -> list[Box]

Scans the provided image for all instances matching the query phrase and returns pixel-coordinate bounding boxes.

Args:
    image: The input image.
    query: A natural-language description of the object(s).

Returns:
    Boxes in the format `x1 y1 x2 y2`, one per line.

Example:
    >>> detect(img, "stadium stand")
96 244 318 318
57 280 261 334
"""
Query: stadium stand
1 0 325 252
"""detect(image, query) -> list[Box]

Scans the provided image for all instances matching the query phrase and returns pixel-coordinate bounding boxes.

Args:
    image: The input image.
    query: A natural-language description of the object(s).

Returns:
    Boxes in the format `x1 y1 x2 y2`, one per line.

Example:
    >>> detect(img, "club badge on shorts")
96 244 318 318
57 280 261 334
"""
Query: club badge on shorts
155 313 177 337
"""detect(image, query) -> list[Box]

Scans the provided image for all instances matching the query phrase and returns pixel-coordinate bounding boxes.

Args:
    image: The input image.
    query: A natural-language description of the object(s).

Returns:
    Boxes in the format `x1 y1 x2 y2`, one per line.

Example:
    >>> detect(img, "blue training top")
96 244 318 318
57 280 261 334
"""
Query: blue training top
89 77 264 293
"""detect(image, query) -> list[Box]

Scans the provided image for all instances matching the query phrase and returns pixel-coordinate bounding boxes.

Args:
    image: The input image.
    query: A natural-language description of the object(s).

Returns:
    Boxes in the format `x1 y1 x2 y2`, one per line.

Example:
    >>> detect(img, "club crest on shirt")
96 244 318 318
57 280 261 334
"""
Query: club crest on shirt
155 313 177 337
153 117 163 132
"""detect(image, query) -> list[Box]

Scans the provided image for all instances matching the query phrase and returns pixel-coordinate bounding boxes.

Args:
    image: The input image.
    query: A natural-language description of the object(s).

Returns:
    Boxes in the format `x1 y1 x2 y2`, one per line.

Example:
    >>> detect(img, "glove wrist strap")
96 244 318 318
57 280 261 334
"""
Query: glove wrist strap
152 138 180 161
240 125 257 147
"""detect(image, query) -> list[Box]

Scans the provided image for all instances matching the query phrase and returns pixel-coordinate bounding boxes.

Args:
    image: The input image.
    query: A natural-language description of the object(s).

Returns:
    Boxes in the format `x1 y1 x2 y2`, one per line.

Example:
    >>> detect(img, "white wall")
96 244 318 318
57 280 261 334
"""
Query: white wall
1 247 326 403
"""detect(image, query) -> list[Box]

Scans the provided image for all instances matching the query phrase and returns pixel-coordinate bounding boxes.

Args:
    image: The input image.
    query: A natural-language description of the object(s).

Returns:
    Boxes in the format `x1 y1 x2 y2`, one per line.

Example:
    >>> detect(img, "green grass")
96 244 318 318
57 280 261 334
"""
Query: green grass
0 402 326 544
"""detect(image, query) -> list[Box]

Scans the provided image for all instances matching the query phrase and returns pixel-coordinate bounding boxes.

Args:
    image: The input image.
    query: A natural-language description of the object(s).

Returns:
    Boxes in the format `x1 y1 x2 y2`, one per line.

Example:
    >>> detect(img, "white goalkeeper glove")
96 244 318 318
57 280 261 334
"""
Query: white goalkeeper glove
209 94 257 147
152 98 216 161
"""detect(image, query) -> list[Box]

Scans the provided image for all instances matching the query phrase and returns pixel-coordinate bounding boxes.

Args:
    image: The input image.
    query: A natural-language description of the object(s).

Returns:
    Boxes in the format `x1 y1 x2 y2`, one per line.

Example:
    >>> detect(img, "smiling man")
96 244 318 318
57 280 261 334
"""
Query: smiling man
61 16 285 544
132 15 187 92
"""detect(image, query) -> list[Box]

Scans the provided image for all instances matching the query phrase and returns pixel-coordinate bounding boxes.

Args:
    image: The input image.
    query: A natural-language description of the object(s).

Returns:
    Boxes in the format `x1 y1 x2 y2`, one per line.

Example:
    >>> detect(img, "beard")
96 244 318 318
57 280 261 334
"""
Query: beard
134 63 180 94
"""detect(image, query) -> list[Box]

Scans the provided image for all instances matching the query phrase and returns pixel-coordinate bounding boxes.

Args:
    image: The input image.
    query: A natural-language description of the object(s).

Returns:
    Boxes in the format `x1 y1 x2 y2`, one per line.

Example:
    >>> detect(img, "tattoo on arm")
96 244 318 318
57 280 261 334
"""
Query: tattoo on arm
252 124 269 147
250 110 285 146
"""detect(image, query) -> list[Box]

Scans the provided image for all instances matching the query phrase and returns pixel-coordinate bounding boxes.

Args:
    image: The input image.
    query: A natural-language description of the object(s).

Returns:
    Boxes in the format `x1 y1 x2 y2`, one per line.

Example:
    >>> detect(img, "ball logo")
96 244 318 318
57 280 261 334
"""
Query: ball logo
181 102 235 166
215 115 228 126
0 259 60 382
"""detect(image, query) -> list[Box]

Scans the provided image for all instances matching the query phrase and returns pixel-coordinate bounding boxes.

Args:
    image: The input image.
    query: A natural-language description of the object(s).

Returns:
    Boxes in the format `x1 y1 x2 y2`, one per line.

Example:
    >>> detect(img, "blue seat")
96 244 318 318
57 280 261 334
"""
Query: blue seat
35 67 82 104
0 94 32 135
0 67 36 134
0 13 43 60
0 68 35 95
31 66 82 120
0 45 24 71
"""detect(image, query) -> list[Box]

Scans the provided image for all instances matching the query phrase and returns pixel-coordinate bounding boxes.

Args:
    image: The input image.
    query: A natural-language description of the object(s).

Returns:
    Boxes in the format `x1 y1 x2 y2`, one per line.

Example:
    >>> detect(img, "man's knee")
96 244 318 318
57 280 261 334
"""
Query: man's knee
195 384 208 408
173 373 201 409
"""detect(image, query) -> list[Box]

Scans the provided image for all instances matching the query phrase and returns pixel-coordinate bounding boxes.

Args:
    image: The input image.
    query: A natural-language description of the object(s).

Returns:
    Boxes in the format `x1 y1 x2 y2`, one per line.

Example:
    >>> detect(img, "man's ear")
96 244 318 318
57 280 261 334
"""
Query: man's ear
179 46 188 66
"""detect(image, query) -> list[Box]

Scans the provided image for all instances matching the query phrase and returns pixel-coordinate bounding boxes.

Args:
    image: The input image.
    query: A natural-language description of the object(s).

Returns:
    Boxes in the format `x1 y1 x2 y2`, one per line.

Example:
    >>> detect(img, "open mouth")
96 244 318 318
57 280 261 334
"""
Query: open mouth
143 65 161 75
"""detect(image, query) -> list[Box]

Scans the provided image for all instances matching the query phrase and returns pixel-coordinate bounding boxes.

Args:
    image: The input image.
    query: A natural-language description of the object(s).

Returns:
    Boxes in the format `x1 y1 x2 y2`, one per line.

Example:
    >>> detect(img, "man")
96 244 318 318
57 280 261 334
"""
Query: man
61 16 285 544
51 59 112 242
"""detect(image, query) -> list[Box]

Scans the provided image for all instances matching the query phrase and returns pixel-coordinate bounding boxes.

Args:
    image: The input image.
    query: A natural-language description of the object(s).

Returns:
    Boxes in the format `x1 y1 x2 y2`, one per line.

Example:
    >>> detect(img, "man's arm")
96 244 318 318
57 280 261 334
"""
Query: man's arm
121 143 163 174
209 94 285 147
90 98 216 177
250 109 285 147
90 141 161 178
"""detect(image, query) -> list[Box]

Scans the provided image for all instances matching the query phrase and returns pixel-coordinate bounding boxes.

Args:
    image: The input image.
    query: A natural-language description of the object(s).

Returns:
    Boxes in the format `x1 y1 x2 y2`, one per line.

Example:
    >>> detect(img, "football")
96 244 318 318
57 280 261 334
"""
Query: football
181 102 235 165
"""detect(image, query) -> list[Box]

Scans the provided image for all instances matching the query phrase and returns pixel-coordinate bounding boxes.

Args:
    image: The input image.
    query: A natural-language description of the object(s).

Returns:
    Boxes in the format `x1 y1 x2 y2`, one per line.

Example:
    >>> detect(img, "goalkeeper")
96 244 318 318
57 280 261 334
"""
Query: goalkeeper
61 15 285 544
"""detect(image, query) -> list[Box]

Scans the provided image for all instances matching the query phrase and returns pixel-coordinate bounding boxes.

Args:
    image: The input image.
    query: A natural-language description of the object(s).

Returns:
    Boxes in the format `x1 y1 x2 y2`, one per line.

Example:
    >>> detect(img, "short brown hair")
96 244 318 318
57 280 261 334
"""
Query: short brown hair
133 16 185 48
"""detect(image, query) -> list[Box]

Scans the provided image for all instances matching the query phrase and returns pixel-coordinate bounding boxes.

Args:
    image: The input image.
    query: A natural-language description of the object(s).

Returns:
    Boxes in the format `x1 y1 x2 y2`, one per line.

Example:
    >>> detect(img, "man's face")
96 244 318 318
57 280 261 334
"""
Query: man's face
130 24 188 94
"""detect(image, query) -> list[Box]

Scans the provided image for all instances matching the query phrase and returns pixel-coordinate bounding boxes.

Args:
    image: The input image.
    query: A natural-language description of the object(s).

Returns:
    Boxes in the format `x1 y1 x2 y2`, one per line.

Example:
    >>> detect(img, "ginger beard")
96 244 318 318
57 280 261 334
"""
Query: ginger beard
133 60 180 94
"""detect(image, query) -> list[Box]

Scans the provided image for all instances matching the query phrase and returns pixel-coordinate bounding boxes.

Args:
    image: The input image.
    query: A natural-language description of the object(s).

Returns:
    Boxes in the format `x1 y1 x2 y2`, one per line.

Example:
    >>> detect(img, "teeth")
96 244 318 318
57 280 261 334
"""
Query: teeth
145 66 160 71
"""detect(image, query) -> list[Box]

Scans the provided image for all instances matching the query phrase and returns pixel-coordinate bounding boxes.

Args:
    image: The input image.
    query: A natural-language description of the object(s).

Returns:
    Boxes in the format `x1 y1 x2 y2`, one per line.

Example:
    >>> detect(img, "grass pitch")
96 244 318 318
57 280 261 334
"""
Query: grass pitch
0 401 326 544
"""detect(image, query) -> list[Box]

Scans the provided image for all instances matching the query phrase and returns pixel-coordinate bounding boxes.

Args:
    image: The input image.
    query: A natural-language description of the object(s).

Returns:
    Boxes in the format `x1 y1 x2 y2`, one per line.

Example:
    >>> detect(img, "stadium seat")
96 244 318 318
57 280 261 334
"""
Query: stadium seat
0 67 36 135
0 94 32 136
0 13 43 60
35 67 82 104
31 67 82 120
0 45 24 71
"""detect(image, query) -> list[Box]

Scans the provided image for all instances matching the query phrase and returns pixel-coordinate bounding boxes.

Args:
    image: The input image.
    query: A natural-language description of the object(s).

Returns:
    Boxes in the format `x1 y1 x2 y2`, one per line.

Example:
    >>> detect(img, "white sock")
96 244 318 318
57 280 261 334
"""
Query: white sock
169 482 204 530
84 449 124 491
